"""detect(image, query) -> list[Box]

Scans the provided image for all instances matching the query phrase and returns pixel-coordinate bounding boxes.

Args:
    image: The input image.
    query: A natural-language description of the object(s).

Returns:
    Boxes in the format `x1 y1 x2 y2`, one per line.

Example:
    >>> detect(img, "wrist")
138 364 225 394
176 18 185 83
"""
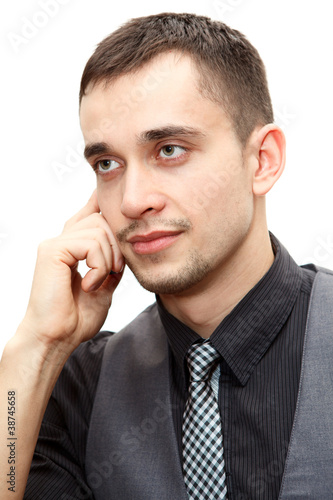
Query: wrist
17 312 78 356
2 325 72 387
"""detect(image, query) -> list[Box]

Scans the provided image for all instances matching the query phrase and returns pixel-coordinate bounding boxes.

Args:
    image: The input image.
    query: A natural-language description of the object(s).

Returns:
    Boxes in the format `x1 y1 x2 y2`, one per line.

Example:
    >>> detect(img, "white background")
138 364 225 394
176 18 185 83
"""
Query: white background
1 0 332 354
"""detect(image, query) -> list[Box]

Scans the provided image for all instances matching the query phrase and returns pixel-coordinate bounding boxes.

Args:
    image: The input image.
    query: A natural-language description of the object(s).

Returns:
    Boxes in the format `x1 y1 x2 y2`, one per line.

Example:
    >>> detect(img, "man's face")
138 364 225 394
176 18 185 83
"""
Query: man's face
80 52 255 296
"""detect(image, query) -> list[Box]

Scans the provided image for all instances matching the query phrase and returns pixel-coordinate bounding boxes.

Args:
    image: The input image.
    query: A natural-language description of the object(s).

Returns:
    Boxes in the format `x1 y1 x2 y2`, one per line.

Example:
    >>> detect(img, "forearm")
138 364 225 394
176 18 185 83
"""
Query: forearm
0 193 123 498
0 328 71 499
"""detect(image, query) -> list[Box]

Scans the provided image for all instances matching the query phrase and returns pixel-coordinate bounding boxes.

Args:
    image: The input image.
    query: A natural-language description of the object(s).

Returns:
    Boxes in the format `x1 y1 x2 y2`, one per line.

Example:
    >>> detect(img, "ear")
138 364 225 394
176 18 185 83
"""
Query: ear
252 124 286 196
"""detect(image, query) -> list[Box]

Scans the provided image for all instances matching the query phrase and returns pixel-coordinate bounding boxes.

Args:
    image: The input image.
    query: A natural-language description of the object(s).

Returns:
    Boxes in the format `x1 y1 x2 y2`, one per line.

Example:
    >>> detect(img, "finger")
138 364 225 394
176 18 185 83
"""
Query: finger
92 265 124 295
63 190 100 230
99 213 125 272
64 212 124 272
63 213 113 246
80 239 111 292
51 236 110 287
59 228 113 271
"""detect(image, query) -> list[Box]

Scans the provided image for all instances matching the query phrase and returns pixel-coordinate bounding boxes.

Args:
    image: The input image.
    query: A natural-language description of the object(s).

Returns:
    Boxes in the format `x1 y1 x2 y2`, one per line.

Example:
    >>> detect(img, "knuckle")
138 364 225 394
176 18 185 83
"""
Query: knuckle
91 212 103 223
93 227 106 240
85 212 104 228
91 239 102 252
37 238 53 255
62 220 74 234
90 213 112 234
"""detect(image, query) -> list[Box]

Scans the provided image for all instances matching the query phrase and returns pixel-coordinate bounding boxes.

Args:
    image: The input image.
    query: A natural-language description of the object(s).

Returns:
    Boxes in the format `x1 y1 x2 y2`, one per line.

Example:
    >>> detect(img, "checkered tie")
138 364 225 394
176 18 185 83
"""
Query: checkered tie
182 341 227 499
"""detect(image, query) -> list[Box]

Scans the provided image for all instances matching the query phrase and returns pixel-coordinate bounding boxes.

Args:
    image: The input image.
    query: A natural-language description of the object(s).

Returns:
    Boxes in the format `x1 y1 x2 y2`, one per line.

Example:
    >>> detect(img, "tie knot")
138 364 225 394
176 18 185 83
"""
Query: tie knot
186 342 220 382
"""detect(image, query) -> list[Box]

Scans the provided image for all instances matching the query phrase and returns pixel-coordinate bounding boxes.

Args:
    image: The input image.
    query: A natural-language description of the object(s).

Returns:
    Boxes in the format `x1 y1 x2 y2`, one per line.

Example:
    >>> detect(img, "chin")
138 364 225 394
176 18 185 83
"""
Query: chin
127 251 211 295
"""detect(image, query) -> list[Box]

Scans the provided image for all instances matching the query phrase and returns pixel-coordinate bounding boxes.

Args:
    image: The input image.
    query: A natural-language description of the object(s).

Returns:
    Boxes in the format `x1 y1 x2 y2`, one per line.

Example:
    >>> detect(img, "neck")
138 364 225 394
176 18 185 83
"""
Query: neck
159 226 274 339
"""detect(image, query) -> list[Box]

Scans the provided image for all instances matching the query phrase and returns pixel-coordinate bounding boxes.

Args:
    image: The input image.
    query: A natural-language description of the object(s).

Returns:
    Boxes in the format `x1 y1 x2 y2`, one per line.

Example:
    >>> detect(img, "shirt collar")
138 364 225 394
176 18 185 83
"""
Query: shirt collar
157 233 303 386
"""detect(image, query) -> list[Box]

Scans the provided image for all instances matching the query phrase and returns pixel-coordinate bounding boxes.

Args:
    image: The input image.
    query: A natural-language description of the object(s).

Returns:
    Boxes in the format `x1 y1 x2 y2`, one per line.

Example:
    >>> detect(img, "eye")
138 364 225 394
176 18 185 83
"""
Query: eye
159 145 186 159
95 159 121 173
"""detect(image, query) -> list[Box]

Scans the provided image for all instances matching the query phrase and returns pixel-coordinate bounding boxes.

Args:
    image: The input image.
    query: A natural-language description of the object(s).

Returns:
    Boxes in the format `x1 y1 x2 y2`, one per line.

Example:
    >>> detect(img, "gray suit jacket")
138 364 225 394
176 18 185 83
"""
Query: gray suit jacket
85 270 333 499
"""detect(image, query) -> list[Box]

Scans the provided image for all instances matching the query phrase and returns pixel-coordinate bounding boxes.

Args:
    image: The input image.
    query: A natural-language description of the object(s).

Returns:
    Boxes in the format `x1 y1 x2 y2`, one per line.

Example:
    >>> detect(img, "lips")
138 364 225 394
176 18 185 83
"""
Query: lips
127 231 182 255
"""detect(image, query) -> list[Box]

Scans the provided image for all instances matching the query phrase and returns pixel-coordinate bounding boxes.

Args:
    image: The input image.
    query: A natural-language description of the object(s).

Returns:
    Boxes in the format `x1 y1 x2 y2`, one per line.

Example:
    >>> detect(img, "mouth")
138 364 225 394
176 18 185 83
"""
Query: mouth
127 231 183 255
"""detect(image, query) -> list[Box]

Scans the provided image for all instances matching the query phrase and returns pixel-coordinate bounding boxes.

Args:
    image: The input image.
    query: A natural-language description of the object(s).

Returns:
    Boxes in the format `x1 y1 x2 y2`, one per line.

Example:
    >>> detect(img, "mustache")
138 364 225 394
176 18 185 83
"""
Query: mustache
116 218 192 243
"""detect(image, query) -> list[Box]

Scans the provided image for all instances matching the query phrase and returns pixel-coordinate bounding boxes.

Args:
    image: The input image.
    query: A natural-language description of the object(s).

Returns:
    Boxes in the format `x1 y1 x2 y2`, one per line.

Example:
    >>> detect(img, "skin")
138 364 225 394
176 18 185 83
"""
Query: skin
0 50 285 499
0 194 123 499
80 51 286 336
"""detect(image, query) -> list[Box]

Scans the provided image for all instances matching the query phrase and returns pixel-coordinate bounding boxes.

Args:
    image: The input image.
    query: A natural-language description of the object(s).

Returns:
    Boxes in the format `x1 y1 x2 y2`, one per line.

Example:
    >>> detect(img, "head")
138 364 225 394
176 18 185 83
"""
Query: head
79 13 285 297
80 12 273 146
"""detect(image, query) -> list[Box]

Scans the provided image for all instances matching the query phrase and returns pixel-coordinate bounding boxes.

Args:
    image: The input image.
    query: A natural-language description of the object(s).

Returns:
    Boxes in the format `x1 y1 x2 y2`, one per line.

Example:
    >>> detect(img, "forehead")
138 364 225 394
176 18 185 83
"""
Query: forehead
79 52 232 144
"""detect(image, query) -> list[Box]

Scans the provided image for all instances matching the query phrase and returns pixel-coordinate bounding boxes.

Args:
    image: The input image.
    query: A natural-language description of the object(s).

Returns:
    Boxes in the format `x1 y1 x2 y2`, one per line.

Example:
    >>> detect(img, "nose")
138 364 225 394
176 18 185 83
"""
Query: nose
120 162 166 219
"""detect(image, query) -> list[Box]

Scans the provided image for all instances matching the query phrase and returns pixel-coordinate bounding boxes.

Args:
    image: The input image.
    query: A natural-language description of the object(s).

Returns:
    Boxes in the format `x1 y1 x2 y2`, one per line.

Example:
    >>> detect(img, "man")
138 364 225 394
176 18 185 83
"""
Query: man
0 12 332 500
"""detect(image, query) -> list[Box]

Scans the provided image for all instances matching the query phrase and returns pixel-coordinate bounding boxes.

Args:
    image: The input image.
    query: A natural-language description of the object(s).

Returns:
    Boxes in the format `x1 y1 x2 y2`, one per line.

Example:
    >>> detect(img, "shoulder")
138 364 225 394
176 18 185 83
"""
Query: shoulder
299 263 333 294
302 263 333 277
315 266 333 277
300 265 333 322
301 263 333 288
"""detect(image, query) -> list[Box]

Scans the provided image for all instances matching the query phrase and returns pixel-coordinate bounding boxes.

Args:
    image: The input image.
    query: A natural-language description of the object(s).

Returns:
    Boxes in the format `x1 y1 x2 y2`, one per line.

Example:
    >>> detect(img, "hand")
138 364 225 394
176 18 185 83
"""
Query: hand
18 190 125 353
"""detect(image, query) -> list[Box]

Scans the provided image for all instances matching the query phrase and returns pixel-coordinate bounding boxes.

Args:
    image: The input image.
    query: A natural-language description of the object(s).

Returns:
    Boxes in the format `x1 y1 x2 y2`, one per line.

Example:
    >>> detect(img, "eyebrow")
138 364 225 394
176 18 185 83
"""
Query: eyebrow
137 125 206 144
84 141 111 162
84 125 206 162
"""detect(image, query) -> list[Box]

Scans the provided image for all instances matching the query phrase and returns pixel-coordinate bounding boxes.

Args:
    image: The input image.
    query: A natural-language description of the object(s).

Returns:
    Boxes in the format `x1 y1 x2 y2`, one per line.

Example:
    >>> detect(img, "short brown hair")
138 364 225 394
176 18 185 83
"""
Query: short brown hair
80 13 274 145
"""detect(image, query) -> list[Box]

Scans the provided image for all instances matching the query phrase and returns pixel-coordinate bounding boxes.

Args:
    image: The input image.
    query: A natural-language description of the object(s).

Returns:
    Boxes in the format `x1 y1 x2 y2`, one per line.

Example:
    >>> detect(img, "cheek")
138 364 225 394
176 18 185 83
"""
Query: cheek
190 174 252 232
182 174 229 219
